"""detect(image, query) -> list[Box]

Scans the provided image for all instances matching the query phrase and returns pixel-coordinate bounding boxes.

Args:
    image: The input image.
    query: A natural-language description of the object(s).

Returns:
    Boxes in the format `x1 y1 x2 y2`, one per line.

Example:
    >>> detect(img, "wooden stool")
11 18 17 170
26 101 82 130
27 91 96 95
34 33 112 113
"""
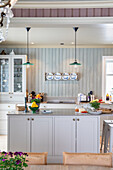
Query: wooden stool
63 152 112 167
106 124 113 153
100 120 113 152
27 152 48 165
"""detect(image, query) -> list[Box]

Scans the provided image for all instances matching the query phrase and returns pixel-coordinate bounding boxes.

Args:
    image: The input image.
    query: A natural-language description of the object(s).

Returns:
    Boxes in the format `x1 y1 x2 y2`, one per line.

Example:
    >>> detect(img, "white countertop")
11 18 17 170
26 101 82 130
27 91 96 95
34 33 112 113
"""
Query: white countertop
7 109 113 117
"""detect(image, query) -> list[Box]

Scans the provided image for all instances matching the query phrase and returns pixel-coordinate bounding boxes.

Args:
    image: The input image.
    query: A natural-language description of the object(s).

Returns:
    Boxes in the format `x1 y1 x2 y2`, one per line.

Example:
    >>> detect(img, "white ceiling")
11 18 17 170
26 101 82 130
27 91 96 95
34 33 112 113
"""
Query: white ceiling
1 24 113 47
15 0 113 9
19 0 113 1
1 1 113 47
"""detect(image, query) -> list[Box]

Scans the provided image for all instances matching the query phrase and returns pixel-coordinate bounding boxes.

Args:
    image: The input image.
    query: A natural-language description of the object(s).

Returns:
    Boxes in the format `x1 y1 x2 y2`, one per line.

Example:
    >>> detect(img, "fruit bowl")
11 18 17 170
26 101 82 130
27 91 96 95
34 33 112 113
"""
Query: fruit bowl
88 110 102 115
29 106 39 113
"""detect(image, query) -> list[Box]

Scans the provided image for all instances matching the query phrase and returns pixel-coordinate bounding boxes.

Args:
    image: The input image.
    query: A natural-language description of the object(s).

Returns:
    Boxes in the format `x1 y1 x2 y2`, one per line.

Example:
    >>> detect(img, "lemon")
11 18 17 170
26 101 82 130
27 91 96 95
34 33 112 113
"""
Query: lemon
31 102 38 108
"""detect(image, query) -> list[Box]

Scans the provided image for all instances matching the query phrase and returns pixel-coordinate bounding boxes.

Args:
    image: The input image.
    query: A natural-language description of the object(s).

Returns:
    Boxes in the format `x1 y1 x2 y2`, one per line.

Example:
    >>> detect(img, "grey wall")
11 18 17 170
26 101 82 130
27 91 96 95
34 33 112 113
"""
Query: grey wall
1 47 113 98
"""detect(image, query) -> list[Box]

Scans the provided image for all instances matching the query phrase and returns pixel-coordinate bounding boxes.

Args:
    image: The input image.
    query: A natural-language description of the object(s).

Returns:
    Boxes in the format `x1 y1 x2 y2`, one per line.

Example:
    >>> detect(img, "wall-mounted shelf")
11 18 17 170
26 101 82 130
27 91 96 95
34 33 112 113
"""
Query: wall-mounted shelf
45 72 79 81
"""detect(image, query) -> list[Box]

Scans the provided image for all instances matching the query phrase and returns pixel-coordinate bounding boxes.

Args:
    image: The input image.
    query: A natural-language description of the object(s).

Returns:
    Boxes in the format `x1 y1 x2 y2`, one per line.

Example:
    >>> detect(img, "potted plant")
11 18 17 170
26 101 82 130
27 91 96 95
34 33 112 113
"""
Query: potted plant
31 98 41 104
0 151 28 169
90 99 100 110
29 101 40 113
29 94 42 113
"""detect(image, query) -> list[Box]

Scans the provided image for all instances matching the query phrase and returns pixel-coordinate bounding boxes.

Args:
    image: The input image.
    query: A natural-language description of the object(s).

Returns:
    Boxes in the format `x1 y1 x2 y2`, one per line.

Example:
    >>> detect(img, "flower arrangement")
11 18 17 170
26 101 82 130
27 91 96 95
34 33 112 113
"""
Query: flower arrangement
31 98 40 103
29 94 42 113
29 101 39 113
31 94 42 103
90 99 100 110
36 94 42 99
0 151 28 169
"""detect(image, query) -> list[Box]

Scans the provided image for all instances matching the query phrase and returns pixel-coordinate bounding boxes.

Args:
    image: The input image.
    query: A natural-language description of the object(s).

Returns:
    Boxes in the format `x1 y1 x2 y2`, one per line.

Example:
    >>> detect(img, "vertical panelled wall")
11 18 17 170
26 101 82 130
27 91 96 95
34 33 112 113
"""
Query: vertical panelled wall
1 48 113 98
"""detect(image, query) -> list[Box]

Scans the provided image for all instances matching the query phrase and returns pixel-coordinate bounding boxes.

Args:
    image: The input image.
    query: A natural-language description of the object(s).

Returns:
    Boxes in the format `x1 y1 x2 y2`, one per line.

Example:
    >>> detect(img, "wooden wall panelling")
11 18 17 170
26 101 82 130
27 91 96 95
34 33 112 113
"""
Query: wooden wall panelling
62 48 66 97
65 48 68 97
55 48 59 97
30 48 36 92
36 48 39 93
42 48 46 93
83 48 87 95
38 48 43 93
0 47 113 98
49 48 53 96
60 48 63 97
67 48 72 97
93 48 97 96
97 48 102 98
46 48 51 96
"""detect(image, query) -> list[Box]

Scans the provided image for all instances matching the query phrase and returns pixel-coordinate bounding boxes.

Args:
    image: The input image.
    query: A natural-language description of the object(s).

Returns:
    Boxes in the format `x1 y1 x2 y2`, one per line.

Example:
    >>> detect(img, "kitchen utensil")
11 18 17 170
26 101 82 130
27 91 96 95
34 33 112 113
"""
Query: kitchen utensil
41 110 52 114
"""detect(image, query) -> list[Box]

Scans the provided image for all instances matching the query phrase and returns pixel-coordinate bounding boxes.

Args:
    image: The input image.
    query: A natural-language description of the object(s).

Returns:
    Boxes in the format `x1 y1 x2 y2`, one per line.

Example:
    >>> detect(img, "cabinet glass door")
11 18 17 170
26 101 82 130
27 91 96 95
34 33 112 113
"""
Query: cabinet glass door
13 59 23 93
0 59 9 92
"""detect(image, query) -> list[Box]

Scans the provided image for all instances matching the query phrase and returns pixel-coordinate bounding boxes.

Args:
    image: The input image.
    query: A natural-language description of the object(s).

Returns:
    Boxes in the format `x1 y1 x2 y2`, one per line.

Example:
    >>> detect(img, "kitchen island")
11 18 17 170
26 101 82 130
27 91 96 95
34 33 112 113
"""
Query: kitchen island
7 109 100 163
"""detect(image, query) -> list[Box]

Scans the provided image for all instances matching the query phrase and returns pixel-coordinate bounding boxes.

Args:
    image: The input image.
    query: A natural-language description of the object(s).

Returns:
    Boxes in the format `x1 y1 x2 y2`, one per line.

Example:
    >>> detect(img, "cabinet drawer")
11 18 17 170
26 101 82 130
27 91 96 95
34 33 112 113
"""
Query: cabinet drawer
0 111 9 119
0 115 7 119
0 119 7 135
0 104 16 110
40 103 75 109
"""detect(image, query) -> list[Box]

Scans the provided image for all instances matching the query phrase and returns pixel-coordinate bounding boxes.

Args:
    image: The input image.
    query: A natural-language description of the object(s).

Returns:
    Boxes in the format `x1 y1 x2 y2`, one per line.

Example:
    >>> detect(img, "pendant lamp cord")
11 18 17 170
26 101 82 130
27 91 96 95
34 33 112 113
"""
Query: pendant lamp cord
74 27 78 62
75 28 76 61
27 29 29 62
26 27 31 63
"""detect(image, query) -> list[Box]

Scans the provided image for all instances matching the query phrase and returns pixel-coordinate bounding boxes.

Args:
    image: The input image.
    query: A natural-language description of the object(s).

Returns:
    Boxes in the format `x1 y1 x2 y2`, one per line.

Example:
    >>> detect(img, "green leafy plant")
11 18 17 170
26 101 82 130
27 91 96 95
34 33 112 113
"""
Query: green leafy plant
31 98 40 103
0 151 28 170
29 106 39 113
90 101 100 109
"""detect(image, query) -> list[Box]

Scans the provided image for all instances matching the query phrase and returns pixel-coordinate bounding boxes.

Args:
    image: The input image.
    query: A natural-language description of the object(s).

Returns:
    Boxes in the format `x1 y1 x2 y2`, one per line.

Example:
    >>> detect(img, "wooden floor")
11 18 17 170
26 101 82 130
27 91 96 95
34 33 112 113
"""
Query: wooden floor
0 135 7 152
26 165 113 170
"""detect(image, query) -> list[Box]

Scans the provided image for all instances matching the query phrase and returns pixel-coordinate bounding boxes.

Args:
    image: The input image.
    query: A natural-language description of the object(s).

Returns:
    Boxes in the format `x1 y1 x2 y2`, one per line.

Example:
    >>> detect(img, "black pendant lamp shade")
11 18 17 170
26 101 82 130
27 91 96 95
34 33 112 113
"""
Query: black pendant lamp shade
70 27 81 65
23 27 34 66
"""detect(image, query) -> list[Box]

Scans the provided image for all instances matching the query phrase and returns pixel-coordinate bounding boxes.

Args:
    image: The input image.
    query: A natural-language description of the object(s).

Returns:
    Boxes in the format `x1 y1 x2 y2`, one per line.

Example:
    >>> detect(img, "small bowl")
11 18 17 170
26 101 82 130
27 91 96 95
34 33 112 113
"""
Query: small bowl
29 106 39 113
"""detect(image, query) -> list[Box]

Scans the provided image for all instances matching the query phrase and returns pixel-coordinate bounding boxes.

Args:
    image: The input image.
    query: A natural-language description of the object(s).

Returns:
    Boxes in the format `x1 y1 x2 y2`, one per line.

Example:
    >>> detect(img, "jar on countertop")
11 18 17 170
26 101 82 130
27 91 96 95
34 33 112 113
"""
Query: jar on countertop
28 94 32 103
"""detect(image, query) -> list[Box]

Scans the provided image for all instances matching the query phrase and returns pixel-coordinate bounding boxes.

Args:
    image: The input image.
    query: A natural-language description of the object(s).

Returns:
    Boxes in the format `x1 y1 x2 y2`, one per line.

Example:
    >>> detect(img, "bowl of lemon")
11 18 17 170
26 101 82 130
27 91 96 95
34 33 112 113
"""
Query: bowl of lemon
29 101 39 113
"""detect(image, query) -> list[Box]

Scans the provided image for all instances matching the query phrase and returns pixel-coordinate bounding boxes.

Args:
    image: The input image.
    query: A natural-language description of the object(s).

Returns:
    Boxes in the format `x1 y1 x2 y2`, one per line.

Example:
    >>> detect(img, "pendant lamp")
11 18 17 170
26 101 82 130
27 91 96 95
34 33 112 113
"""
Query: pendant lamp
23 27 34 66
70 27 81 65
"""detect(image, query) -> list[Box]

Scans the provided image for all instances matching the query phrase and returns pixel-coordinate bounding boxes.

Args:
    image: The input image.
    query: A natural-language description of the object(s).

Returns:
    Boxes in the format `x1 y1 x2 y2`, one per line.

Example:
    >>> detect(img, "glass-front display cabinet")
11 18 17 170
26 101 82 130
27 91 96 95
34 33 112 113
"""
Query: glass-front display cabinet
0 55 26 102
0 58 10 93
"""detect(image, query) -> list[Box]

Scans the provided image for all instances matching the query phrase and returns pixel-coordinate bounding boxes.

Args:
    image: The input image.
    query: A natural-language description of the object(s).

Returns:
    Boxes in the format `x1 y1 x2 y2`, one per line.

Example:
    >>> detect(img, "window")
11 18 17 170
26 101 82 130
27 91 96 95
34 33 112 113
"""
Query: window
102 56 113 101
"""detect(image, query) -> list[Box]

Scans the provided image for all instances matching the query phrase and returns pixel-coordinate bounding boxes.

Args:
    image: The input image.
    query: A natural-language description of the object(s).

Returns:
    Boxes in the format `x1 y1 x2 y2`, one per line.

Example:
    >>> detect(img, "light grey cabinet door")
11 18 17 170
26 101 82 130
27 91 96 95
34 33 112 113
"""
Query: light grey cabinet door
0 111 8 135
31 117 53 155
0 55 26 103
54 117 75 156
0 57 11 93
12 56 26 95
8 116 30 152
77 116 100 153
